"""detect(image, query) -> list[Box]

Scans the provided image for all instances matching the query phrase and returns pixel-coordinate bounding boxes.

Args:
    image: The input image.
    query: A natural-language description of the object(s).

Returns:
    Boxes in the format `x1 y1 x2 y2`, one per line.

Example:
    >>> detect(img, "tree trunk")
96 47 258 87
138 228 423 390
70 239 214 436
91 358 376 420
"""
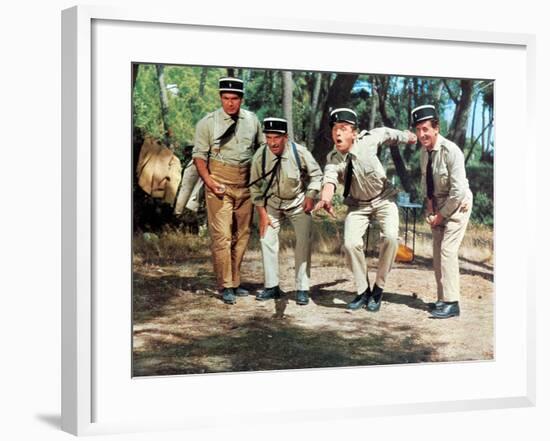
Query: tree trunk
448 80 474 149
374 75 416 199
227 68 235 77
199 67 208 96
132 64 139 93
313 73 358 166
369 77 378 129
306 72 322 150
484 105 493 161
432 79 444 102
155 64 172 148
282 71 295 140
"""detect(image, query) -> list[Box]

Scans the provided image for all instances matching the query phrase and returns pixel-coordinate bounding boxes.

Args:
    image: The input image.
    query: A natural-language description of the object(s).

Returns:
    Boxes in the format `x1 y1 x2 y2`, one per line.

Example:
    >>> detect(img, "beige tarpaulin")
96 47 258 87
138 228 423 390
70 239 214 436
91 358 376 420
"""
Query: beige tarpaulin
136 136 182 205
173 161 204 214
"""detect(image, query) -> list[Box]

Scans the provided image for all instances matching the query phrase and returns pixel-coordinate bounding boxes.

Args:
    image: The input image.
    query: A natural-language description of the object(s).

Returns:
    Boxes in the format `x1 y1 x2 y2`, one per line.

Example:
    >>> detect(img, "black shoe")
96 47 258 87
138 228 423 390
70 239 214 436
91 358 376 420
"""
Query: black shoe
255 286 280 301
347 288 371 310
296 290 309 305
366 284 383 312
430 302 460 319
222 288 236 305
427 300 445 311
234 286 249 297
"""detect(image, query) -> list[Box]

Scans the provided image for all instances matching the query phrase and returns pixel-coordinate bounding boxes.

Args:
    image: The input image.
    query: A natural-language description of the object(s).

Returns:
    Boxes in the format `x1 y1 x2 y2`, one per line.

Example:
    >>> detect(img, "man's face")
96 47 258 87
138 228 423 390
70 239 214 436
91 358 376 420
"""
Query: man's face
332 122 357 153
265 133 288 156
220 93 243 116
415 120 439 150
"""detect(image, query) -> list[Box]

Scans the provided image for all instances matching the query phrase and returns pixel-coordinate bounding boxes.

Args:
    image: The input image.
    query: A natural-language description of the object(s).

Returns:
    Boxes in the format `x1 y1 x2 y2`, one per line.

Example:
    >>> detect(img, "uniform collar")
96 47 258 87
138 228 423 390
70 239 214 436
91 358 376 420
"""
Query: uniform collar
221 108 243 121
347 140 360 158
266 142 290 160
427 134 443 153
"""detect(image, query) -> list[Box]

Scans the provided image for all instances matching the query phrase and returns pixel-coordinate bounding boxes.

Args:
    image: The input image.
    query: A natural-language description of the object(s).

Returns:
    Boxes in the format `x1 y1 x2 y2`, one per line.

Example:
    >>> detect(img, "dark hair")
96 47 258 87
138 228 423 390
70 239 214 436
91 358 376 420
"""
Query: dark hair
429 118 440 129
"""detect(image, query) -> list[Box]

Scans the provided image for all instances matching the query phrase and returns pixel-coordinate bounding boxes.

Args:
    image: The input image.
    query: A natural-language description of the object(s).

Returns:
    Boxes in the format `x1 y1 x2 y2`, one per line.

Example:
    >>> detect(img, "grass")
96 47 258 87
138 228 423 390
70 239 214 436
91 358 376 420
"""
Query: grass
133 206 493 267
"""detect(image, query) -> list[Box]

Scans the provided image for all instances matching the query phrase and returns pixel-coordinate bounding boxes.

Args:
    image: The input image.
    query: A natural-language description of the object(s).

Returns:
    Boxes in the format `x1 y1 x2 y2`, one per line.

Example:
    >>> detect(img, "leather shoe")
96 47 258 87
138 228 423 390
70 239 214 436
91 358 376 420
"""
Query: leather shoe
255 286 280 301
296 290 309 305
221 288 236 305
366 284 383 312
347 288 371 310
234 286 249 297
427 300 445 311
430 301 460 318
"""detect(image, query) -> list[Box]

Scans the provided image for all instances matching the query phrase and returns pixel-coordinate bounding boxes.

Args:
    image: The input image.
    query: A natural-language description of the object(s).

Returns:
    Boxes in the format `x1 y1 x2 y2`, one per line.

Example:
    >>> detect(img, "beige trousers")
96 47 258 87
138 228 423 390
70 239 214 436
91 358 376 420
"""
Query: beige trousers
206 160 253 290
344 199 399 294
260 204 312 291
431 198 472 302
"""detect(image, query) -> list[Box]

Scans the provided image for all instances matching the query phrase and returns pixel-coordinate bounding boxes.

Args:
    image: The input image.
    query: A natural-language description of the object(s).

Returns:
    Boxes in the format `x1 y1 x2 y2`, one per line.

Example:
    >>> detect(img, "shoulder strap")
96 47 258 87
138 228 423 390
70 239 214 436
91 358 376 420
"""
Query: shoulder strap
291 142 302 170
262 146 267 176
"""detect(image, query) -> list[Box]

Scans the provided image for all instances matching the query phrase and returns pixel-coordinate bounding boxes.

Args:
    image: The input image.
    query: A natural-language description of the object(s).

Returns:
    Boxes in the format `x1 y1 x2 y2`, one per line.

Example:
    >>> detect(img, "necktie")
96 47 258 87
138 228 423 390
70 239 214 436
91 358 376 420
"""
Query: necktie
427 150 434 200
343 154 353 198
216 116 238 146
262 155 282 202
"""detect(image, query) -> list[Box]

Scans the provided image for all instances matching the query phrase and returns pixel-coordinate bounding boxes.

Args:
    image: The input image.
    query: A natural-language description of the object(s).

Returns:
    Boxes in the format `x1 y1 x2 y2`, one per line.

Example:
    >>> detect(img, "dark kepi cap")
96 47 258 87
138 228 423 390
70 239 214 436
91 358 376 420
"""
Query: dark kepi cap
263 117 288 134
329 108 357 126
411 105 437 125
219 77 244 95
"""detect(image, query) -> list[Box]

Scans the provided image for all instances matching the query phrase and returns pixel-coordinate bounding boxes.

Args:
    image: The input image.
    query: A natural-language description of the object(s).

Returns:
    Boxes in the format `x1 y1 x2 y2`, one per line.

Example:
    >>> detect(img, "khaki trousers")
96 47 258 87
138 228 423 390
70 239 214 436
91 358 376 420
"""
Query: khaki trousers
206 160 253 290
431 198 472 302
344 199 399 294
260 204 312 291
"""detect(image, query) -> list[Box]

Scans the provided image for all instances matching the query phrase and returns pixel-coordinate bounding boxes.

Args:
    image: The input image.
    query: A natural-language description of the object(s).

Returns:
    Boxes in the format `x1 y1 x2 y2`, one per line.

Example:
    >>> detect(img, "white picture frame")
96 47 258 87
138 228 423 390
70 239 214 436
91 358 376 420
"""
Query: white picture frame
62 5 536 436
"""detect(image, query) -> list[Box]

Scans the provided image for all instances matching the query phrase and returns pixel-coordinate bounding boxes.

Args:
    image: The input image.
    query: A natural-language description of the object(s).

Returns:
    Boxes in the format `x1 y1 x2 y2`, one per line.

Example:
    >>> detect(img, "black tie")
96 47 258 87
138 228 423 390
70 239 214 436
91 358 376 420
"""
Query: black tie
343 155 353 198
262 155 282 202
427 151 434 200
216 116 238 146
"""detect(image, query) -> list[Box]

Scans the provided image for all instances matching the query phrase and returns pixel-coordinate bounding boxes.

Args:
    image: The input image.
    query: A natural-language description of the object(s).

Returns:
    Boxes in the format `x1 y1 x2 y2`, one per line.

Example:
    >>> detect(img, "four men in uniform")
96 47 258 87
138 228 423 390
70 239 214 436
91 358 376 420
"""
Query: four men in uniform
191 77 474 319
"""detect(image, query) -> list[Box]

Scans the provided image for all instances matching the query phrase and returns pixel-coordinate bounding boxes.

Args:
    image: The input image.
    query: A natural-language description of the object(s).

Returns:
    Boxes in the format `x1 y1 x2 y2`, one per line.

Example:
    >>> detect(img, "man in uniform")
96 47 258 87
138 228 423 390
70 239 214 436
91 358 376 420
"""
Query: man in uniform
249 118 322 305
412 105 472 319
314 108 417 312
192 77 264 305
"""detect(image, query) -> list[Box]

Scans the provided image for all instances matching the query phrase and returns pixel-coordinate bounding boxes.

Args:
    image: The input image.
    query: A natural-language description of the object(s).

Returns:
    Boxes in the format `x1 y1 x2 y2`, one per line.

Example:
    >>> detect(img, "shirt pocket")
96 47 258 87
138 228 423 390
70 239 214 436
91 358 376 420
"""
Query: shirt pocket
436 165 449 190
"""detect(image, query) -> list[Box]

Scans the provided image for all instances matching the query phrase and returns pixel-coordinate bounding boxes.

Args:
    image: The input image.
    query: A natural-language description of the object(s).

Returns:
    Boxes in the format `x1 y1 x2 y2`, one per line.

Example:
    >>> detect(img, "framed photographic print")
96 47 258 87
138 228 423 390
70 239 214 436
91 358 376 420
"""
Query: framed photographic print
62 5 536 436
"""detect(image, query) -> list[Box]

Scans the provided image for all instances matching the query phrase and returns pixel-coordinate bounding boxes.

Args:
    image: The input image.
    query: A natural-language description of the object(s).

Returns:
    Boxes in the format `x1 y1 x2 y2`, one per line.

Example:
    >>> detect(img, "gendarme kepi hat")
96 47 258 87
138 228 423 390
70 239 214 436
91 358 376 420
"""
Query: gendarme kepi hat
263 117 288 134
411 105 437 125
219 77 244 95
329 108 357 126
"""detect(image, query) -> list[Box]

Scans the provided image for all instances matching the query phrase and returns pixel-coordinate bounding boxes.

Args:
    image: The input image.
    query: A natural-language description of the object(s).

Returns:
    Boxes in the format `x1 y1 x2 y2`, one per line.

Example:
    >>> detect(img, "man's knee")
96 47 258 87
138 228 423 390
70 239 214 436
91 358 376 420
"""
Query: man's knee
344 237 364 254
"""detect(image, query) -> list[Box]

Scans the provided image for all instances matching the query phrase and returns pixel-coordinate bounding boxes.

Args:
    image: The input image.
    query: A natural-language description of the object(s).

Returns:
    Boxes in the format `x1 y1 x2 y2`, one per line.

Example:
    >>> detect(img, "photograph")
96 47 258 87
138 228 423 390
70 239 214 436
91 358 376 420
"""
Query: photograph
131 63 494 377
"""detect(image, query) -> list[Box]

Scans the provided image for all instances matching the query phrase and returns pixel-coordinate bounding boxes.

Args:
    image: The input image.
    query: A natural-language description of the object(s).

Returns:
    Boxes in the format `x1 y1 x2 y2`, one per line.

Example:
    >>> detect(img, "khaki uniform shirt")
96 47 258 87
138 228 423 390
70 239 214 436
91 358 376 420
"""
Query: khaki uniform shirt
192 107 263 167
421 134 471 218
250 142 323 210
322 127 410 204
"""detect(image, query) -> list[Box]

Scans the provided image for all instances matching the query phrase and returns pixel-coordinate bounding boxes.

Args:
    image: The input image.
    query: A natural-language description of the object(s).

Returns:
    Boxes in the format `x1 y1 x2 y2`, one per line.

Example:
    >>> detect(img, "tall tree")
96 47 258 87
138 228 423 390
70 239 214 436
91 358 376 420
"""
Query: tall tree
313 73 358 166
448 80 474 149
155 64 171 148
199 67 208 96
374 75 415 198
306 72 322 150
282 71 295 140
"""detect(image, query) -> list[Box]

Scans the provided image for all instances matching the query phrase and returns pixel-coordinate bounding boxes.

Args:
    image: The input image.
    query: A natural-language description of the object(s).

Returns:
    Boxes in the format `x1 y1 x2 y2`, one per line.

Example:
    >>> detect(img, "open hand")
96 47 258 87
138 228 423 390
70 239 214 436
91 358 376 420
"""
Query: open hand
313 200 336 218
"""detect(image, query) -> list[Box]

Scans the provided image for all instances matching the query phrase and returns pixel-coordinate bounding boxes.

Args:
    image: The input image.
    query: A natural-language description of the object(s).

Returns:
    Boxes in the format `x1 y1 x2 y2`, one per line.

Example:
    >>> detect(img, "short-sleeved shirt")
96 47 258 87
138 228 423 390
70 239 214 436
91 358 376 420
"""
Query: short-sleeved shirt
192 107 263 167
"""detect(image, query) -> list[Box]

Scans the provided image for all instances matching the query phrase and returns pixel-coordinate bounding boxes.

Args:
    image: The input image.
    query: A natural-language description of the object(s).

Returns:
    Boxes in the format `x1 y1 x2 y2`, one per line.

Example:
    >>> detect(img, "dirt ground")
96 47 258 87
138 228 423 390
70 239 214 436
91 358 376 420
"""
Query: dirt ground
132 248 494 377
